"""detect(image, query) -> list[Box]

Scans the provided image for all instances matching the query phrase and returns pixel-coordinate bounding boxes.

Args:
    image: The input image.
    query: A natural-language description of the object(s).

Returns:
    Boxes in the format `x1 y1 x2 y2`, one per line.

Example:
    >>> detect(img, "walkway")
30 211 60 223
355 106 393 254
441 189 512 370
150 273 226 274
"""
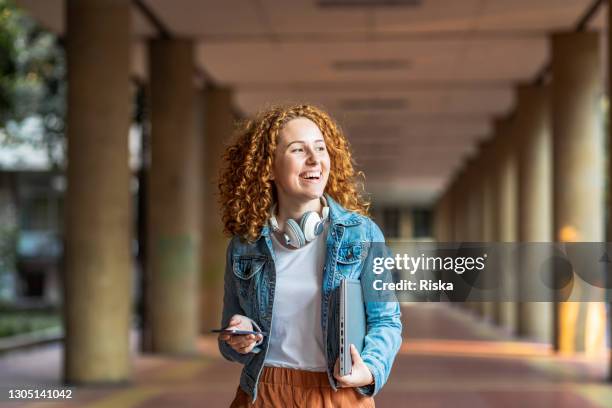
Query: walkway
0 304 610 407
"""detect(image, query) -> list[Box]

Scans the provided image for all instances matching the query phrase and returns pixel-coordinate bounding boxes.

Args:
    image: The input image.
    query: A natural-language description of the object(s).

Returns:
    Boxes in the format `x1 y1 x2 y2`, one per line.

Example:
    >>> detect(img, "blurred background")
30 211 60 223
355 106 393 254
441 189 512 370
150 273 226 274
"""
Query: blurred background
0 0 611 406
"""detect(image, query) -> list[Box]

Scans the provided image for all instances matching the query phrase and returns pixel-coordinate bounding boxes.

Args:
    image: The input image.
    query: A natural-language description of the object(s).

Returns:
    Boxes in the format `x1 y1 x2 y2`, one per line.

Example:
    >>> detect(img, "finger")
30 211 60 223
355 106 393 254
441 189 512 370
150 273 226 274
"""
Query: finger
228 315 242 327
235 336 256 349
227 335 246 346
335 376 349 388
227 336 240 346
233 340 249 352
333 358 348 386
333 358 340 379
238 344 252 354
350 344 363 365
240 339 254 349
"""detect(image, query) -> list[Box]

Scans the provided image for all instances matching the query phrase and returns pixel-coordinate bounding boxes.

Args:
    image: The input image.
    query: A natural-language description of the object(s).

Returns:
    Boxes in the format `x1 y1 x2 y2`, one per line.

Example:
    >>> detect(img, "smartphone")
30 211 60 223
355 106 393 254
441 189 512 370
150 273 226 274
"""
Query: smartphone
211 328 265 336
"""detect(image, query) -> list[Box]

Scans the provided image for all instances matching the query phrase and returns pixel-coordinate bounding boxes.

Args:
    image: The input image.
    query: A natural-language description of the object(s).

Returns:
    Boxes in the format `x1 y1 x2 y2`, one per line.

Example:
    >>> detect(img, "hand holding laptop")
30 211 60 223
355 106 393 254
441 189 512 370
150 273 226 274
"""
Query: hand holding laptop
218 314 264 354
333 344 374 388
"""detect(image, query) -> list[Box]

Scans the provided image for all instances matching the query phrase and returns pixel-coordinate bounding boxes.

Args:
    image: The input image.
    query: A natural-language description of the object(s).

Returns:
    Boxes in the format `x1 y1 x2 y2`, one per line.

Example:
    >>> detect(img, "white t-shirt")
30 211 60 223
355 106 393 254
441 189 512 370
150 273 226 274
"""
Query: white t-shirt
264 227 328 371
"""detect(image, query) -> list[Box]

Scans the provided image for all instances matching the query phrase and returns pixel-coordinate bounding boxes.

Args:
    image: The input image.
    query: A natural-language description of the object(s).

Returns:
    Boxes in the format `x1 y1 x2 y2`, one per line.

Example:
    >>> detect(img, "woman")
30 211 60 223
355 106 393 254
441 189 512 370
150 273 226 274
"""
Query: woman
217 104 402 407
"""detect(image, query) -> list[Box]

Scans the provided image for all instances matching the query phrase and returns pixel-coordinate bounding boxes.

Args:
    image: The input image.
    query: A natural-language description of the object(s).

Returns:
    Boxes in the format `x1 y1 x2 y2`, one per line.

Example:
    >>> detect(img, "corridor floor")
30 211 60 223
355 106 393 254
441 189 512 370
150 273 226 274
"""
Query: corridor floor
1 304 610 407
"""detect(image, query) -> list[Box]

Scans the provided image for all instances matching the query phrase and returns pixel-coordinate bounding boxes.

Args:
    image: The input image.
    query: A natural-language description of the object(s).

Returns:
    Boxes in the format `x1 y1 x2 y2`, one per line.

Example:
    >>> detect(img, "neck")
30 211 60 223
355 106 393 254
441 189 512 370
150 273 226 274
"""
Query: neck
275 196 322 227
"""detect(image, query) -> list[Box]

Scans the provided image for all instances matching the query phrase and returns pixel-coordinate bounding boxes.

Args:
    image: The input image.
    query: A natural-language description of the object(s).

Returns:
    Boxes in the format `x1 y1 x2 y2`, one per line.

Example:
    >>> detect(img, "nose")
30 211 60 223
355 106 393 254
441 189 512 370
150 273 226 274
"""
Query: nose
306 147 319 164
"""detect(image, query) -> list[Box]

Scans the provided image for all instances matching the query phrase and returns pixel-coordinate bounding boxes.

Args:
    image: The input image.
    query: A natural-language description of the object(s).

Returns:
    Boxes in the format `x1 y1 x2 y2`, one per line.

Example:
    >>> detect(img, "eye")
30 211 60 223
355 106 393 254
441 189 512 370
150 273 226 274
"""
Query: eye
316 146 326 152
291 147 304 153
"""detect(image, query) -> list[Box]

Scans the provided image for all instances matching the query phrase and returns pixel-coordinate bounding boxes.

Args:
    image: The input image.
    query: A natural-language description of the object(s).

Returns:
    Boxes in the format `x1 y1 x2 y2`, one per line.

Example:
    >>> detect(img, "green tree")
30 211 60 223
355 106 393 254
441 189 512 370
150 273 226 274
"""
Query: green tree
0 1 18 124
0 0 66 169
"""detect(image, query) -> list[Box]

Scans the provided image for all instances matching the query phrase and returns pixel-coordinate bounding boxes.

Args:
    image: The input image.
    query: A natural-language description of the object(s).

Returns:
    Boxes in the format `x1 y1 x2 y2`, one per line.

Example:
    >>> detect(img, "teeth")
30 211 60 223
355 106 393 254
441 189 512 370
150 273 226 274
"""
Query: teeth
300 171 321 179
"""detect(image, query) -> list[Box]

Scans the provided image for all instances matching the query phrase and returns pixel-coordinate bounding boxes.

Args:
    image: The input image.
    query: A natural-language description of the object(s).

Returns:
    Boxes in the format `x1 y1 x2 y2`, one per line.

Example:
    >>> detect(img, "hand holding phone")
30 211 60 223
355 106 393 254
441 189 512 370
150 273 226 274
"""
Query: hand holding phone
217 314 264 354
211 328 264 336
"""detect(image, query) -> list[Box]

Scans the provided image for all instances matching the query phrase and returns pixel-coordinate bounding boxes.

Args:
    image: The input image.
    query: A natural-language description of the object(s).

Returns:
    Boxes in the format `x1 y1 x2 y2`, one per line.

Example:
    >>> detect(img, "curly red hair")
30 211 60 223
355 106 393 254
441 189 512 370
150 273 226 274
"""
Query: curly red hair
218 104 370 242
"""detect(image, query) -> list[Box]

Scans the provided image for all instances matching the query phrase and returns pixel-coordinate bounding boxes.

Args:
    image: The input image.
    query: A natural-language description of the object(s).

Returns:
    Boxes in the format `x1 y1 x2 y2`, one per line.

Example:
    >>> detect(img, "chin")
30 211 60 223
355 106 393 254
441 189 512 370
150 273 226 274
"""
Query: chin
299 188 325 200
303 191 324 200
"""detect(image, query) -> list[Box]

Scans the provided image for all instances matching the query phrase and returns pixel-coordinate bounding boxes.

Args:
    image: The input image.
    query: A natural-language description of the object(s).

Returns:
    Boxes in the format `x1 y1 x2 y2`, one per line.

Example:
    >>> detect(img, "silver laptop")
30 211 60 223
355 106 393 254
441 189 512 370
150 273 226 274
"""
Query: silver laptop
339 278 366 376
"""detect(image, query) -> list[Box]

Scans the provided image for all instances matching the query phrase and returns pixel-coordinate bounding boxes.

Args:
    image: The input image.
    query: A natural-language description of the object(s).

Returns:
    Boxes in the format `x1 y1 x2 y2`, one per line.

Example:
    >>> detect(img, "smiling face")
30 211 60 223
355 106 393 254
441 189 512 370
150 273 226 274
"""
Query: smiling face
271 117 331 205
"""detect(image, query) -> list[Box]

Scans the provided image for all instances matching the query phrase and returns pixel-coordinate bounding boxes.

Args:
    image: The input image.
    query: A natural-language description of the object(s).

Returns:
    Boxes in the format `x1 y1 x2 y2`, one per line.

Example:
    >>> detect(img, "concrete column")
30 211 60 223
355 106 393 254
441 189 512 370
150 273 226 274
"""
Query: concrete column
446 182 455 241
465 157 483 315
515 84 553 343
434 191 452 242
443 192 453 242
445 174 462 307
146 39 201 355
479 139 498 322
551 32 605 353
200 87 233 331
456 166 479 312
608 4 612 379
470 154 487 317
479 140 498 245
434 195 442 241
454 169 468 243
450 177 462 243
434 186 453 309
494 117 518 332
399 208 414 239
64 0 132 383
463 159 479 242
451 167 468 319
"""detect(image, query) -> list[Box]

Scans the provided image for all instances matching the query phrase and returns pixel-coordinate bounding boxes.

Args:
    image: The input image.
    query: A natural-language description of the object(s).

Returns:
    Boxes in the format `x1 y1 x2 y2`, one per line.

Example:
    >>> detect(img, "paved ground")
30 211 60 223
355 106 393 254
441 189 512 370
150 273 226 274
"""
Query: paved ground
0 304 610 407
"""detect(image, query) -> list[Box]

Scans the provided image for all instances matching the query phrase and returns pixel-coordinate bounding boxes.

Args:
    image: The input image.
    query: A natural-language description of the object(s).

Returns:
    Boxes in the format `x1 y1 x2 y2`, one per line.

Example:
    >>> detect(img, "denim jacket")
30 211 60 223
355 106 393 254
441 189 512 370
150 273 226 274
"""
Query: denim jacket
218 194 402 402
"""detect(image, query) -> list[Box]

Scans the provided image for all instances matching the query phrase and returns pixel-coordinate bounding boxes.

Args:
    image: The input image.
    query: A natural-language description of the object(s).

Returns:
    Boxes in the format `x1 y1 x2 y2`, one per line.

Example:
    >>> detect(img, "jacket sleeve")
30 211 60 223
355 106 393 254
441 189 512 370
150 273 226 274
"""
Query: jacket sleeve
356 220 403 397
217 237 263 364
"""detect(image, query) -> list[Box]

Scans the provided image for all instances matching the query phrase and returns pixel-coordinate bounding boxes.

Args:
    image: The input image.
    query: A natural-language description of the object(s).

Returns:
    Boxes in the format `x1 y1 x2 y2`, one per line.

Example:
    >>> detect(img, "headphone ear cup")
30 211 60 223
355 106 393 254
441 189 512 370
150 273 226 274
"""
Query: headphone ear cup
285 219 305 248
300 211 323 242
314 221 324 236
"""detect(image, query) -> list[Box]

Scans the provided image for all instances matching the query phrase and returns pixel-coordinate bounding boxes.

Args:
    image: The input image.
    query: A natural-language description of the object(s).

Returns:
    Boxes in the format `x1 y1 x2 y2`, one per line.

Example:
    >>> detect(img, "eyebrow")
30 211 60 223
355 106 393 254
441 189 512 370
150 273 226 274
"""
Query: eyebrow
286 139 325 148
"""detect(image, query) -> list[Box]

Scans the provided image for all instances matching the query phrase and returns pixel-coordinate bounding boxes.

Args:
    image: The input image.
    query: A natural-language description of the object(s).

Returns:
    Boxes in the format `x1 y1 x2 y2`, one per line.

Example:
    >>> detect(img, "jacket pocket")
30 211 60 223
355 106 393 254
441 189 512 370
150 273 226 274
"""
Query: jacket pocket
232 255 267 316
232 255 266 280
337 242 368 279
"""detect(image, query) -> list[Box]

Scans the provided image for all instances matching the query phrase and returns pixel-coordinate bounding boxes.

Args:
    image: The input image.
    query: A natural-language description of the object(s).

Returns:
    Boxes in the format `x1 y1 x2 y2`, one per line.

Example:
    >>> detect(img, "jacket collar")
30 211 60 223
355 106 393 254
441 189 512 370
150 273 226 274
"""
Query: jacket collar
258 193 361 239
324 193 362 227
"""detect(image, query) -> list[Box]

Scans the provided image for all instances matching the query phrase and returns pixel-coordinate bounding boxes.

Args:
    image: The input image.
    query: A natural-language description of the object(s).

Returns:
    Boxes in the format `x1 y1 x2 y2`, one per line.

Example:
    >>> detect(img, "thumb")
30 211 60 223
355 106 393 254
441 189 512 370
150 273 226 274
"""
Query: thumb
228 315 242 327
333 357 341 380
350 344 363 365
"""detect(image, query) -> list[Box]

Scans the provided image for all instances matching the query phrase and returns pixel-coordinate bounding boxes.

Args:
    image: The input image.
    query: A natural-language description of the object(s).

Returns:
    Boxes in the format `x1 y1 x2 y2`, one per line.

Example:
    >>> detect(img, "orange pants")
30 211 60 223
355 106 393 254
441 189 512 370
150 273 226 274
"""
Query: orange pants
230 366 375 407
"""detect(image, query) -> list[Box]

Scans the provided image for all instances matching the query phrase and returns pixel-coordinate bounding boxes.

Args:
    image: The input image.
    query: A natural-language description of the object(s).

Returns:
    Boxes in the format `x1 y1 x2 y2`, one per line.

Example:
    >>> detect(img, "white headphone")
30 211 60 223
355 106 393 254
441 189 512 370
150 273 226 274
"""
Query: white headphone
269 196 330 248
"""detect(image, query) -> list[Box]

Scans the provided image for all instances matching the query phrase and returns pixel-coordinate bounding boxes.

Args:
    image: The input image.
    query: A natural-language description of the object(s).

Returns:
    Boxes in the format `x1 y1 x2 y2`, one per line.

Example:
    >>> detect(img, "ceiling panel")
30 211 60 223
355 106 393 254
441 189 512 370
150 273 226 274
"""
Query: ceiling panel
233 87 512 119
374 0 590 33
144 0 269 36
197 36 546 84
